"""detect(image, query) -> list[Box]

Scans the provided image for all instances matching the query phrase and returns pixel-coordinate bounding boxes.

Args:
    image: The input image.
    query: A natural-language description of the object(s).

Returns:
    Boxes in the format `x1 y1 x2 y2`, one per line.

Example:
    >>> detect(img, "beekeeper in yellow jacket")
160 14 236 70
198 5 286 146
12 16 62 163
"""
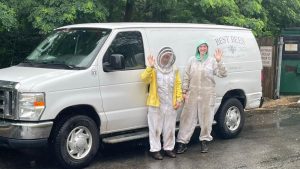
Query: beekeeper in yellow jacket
176 40 227 154
141 47 183 160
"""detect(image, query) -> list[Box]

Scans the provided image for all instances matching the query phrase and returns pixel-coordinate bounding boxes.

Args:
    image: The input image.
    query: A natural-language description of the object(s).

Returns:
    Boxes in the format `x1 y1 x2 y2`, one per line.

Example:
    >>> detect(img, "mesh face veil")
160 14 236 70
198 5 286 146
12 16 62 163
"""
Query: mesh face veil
155 47 176 74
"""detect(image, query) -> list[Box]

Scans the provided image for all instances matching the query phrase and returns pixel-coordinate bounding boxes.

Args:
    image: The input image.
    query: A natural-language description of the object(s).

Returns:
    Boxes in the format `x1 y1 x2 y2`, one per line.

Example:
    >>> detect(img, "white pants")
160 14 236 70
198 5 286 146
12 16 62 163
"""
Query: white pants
177 89 216 143
148 106 177 152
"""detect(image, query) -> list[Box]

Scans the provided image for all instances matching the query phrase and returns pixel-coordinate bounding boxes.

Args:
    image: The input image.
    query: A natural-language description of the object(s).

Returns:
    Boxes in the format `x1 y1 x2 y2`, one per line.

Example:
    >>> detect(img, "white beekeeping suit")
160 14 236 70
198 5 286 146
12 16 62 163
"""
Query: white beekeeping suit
141 47 182 160
176 40 227 154
148 48 176 153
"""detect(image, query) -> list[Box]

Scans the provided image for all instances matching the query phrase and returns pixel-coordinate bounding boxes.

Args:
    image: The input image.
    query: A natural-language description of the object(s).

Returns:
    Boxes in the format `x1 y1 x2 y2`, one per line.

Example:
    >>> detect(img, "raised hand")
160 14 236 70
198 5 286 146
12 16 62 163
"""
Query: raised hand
174 101 181 110
214 48 223 63
147 55 155 67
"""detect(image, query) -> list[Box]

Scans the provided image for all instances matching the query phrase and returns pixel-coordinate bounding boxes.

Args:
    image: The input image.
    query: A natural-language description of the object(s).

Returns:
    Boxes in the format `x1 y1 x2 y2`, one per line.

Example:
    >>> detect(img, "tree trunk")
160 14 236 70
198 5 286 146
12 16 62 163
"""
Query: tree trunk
124 0 134 22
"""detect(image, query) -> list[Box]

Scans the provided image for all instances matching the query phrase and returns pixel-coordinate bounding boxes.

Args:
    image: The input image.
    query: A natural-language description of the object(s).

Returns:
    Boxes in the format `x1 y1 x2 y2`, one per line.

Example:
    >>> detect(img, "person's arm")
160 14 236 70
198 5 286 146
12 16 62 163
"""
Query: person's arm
213 49 227 77
174 70 183 109
175 70 183 102
213 60 227 77
140 55 155 83
140 67 154 84
182 58 192 94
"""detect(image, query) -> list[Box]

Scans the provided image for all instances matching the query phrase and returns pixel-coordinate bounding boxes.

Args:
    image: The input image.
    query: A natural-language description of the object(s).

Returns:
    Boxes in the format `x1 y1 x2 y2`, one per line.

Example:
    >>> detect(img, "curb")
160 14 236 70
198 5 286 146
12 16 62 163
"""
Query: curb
250 96 300 113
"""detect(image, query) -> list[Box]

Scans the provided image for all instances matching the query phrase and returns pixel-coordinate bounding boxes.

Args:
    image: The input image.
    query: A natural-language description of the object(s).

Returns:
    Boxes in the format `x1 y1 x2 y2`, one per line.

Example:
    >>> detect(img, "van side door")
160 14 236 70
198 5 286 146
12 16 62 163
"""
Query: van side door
99 30 149 133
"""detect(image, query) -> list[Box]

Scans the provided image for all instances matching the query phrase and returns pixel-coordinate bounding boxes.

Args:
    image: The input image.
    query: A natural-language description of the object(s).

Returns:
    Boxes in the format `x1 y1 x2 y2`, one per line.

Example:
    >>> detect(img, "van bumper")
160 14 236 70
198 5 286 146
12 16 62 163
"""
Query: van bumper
0 120 53 148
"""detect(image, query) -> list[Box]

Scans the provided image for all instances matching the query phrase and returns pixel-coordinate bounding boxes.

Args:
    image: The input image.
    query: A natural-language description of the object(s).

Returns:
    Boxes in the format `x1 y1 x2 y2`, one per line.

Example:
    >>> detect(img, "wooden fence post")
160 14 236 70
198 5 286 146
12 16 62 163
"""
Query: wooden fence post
257 37 277 99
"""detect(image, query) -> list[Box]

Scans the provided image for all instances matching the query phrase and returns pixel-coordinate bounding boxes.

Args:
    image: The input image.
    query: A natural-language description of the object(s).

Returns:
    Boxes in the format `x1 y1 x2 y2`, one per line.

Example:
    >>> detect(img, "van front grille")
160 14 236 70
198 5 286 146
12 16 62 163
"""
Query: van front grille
0 80 18 119
0 90 4 118
0 89 13 118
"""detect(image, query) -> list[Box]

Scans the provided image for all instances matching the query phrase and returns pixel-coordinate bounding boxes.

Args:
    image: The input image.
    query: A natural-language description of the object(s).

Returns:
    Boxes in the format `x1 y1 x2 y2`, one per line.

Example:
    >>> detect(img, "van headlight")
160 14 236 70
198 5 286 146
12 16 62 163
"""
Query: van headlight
18 93 45 121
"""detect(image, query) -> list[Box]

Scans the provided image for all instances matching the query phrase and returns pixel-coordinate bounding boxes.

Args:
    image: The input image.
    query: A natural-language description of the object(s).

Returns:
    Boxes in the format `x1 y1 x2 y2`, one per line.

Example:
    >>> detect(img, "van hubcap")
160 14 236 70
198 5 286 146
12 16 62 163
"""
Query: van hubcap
225 106 241 131
67 126 92 159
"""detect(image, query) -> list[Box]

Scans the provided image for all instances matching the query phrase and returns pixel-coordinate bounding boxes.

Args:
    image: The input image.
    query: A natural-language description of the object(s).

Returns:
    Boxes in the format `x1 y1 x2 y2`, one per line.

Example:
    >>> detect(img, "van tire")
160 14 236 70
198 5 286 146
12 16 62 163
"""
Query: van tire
52 115 99 169
215 98 245 139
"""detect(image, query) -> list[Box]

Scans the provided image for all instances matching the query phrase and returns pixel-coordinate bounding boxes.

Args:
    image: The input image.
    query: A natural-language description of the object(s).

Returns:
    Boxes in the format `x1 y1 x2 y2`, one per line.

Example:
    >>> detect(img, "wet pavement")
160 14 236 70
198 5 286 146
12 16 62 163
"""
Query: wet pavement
0 106 300 169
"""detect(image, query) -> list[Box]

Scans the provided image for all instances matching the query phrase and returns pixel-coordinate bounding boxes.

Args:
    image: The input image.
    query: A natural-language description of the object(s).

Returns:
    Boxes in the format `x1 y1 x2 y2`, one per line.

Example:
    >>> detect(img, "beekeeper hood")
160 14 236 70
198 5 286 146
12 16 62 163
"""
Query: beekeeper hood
195 39 208 62
155 47 176 74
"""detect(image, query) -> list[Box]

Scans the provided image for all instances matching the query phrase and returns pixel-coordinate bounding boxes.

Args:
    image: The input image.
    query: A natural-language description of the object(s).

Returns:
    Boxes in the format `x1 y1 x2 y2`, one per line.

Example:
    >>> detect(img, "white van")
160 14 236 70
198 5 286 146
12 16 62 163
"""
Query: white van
0 23 263 168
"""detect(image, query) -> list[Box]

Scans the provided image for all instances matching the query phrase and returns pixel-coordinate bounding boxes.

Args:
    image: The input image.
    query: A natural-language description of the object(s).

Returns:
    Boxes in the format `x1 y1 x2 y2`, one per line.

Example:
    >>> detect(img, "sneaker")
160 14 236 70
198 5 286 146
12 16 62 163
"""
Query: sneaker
201 141 208 153
176 142 187 154
165 150 176 158
150 151 163 160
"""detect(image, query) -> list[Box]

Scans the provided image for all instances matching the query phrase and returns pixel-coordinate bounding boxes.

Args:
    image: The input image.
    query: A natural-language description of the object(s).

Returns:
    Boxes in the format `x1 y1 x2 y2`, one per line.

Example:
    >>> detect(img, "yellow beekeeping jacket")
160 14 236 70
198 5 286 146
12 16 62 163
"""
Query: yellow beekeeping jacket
140 66 183 108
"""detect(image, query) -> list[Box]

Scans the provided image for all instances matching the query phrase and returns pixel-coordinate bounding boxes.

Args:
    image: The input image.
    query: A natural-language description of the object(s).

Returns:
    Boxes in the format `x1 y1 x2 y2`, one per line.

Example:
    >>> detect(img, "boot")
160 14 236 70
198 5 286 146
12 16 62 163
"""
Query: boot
165 150 176 158
201 141 208 153
150 151 163 160
176 142 187 154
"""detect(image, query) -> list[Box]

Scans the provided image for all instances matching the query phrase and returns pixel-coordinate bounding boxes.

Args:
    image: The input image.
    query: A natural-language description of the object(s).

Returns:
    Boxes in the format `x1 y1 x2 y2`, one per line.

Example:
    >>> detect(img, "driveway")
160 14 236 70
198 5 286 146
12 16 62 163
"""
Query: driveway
0 105 300 169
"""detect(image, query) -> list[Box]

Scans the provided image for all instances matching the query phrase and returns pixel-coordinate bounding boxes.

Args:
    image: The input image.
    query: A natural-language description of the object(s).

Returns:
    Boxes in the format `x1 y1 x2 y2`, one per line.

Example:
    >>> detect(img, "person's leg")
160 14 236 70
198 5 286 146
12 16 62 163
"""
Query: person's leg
176 101 198 154
198 99 214 141
148 107 164 159
162 109 177 151
198 91 215 152
162 108 177 157
177 102 198 143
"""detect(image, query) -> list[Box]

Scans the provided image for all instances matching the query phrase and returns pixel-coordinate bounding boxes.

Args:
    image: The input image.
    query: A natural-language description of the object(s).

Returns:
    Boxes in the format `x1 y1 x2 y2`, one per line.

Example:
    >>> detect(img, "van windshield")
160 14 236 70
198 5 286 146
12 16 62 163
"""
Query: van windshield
19 28 111 69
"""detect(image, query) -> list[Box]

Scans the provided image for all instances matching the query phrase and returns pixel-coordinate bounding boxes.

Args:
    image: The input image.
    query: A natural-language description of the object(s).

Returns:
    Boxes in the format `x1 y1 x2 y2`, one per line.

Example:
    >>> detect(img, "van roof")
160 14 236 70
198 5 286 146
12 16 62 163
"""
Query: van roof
57 22 249 31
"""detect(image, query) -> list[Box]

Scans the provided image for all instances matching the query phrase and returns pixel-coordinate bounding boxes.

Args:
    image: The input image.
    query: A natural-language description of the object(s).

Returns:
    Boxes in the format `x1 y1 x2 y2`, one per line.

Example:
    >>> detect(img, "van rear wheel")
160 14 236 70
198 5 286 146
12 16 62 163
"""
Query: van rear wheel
215 98 245 139
52 115 99 169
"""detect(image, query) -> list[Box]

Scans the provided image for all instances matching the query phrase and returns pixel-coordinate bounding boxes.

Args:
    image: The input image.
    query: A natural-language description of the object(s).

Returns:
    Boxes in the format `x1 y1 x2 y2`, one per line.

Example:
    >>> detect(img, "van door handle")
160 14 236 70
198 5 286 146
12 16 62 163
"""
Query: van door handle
91 68 97 76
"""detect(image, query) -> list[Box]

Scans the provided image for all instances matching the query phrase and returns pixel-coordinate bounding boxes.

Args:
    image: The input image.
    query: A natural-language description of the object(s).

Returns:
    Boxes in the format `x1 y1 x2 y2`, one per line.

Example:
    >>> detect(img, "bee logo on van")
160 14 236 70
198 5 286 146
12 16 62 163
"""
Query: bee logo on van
228 45 237 54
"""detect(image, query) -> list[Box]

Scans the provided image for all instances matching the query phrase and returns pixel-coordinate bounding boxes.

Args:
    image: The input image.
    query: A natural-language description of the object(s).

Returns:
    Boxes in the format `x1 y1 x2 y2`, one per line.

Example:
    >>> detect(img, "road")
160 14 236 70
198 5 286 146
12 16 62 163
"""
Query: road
1 107 300 169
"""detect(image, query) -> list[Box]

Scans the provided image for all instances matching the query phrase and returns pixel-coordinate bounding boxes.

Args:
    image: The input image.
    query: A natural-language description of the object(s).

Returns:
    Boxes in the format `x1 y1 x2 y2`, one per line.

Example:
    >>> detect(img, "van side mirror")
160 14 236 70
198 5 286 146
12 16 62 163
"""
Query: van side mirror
111 54 125 70
103 54 125 72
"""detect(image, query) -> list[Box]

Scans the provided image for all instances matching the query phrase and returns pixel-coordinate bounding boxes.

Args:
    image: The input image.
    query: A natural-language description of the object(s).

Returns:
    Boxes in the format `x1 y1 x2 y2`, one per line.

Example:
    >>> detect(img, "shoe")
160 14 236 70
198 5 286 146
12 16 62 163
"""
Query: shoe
165 150 176 158
150 151 163 160
201 141 208 153
176 142 187 154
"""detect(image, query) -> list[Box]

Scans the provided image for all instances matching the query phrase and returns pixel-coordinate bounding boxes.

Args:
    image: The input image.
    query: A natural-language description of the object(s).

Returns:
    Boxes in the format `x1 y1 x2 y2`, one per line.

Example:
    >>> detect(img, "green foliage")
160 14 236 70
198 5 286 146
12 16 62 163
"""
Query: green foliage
0 2 17 32
2 0 300 37
173 0 267 36
263 0 300 36
2 0 300 68
104 0 179 22
28 0 108 34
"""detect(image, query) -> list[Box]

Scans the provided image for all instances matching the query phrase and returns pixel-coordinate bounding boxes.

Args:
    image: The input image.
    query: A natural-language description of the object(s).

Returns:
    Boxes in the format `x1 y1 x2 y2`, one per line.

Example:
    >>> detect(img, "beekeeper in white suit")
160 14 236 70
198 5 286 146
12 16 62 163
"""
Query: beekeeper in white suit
176 39 227 154
141 47 183 160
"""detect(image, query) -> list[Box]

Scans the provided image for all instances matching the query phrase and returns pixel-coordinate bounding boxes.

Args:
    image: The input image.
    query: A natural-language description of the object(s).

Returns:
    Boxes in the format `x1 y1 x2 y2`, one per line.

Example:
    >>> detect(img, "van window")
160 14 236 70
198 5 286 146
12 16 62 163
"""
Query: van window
103 31 145 72
19 28 111 69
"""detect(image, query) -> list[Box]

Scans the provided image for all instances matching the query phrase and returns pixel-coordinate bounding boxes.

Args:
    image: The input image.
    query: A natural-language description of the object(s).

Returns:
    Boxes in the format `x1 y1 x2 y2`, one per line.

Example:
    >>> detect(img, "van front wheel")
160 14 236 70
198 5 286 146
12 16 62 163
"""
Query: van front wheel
52 115 99 169
215 98 245 139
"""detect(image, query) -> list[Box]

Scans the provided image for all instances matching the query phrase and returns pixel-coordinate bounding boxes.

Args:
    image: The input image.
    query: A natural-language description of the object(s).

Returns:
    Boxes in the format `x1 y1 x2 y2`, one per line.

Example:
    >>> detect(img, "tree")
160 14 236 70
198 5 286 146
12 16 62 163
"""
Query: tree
110 0 266 36
0 2 17 32
2 0 300 68
262 0 300 36
124 0 134 21
28 0 108 34
167 0 266 36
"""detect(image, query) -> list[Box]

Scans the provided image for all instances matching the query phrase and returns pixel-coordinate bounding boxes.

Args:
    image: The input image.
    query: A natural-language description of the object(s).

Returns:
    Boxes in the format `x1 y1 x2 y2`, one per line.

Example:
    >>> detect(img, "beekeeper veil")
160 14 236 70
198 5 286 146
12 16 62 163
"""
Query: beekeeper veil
155 47 176 74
